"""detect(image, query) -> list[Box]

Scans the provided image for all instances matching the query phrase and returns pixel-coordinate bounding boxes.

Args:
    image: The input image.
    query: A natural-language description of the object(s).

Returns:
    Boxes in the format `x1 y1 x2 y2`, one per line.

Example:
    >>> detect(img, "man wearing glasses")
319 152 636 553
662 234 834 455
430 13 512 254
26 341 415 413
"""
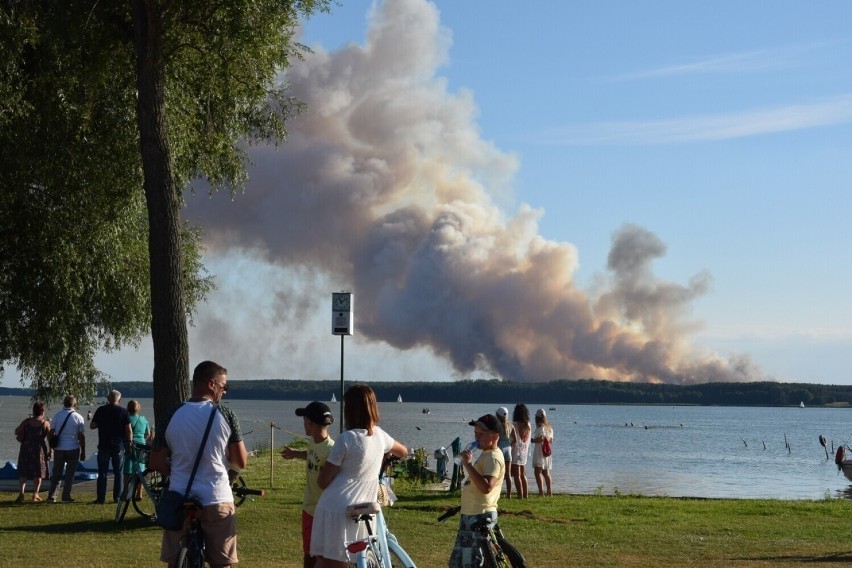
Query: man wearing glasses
151 361 248 568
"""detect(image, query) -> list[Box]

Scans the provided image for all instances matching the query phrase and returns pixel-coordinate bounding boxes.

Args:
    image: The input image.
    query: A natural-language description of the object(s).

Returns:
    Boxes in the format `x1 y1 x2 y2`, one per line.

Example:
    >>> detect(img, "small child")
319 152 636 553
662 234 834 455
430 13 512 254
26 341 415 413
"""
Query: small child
281 401 335 568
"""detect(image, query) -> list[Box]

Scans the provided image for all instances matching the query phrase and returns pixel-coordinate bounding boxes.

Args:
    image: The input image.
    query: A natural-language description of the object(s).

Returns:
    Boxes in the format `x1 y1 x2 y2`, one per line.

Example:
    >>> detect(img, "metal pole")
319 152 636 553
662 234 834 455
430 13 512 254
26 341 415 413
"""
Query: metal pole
339 334 344 433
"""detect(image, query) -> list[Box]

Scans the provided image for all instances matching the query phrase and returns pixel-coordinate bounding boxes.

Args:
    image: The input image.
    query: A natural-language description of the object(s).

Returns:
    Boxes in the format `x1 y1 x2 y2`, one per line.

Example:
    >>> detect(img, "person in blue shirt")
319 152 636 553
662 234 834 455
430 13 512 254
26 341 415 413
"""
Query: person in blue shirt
123 399 153 501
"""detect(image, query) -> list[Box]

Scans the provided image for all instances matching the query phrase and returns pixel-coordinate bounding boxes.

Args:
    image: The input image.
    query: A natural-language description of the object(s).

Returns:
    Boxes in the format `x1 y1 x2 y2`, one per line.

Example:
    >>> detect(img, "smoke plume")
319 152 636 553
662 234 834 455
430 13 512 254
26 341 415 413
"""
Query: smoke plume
185 0 758 384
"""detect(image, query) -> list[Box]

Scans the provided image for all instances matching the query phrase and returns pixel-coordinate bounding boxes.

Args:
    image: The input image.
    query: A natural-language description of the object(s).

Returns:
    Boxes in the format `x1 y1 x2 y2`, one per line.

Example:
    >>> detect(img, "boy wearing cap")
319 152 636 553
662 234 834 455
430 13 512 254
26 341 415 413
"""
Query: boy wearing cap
281 402 335 568
449 414 505 568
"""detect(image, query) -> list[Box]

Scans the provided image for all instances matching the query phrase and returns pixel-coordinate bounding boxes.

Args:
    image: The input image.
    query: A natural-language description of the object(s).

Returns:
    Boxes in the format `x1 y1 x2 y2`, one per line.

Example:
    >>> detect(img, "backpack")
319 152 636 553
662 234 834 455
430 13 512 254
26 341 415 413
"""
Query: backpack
541 434 552 457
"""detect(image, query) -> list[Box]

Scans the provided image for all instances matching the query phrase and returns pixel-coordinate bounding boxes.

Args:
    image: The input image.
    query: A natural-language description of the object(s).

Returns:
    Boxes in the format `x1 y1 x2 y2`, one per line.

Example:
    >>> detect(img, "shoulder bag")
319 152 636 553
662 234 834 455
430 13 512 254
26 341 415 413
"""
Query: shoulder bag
48 412 73 449
155 405 218 530
541 430 552 457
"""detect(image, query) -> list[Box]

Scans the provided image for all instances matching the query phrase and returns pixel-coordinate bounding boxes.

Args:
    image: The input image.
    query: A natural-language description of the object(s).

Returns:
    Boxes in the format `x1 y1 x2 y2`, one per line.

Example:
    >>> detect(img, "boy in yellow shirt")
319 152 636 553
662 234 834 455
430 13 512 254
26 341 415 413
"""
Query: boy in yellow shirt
281 401 335 568
450 413 505 567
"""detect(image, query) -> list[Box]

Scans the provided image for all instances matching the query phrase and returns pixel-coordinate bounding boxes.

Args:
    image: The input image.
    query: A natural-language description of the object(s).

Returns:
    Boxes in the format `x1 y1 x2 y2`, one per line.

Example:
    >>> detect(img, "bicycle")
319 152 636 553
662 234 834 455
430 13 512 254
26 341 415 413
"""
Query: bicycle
438 506 526 568
176 483 265 568
116 458 259 524
345 466 416 567
115 443 166 523
176 497 206 568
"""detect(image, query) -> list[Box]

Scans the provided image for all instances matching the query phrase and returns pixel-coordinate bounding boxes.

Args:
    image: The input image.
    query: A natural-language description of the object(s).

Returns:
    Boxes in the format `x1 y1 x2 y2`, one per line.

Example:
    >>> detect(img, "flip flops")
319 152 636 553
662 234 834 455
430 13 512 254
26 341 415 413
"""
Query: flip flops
32 495 42 503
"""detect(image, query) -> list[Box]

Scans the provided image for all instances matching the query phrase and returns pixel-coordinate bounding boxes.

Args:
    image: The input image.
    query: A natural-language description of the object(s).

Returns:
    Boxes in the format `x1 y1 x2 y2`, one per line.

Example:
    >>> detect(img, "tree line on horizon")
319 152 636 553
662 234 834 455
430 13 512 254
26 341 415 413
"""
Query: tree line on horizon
4 378 852 407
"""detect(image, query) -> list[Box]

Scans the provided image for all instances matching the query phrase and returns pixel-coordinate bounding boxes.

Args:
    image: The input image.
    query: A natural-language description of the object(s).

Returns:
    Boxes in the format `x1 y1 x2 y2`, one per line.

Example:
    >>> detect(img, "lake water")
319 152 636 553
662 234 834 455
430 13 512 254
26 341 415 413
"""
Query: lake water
3 395 851 500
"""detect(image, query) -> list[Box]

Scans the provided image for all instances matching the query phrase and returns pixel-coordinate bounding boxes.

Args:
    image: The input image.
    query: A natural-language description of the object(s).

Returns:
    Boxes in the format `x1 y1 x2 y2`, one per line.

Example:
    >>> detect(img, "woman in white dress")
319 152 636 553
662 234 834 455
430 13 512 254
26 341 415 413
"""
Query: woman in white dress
511 404 531 499
310 384 408 567
532 408 553 497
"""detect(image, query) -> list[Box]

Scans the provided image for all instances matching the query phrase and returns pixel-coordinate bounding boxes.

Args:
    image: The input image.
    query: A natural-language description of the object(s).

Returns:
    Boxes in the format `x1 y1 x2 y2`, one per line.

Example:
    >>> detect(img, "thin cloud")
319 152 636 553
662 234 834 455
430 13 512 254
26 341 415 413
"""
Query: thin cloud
608 42 835 81
536 95 852 146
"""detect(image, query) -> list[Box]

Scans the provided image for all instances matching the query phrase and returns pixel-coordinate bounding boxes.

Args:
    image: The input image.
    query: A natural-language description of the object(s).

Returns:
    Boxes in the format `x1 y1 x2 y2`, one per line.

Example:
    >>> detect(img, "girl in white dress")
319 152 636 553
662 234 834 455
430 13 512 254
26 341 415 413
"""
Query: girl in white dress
511 404 531 499
310 384 408 567
532 408 553 497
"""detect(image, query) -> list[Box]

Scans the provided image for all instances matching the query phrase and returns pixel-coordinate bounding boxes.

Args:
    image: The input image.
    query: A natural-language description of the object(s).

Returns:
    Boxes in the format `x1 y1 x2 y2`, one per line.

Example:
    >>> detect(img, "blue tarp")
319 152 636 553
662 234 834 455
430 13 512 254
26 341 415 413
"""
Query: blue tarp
0 460 97 481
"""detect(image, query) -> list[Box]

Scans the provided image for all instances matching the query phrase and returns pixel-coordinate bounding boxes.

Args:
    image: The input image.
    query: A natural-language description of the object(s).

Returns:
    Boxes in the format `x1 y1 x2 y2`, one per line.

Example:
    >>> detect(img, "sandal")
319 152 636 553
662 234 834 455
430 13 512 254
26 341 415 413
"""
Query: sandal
32 495 42 503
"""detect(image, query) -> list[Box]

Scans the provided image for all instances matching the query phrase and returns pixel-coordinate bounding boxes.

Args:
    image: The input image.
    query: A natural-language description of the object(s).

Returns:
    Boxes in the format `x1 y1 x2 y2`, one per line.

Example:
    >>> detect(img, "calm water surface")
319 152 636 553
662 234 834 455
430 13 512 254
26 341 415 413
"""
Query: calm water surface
3 395 851 499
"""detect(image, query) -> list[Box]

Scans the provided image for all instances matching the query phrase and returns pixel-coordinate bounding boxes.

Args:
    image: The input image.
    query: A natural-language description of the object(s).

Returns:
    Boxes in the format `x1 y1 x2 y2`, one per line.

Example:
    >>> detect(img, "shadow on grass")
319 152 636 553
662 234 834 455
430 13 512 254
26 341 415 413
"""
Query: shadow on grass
397 499 579 526
740 553 852 564
2 511 156 534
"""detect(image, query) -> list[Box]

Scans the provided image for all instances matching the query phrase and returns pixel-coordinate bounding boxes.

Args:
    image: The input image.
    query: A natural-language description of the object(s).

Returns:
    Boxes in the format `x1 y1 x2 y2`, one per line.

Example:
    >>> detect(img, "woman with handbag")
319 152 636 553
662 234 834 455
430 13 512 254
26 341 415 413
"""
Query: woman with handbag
532 408 554 497
13 401 51 503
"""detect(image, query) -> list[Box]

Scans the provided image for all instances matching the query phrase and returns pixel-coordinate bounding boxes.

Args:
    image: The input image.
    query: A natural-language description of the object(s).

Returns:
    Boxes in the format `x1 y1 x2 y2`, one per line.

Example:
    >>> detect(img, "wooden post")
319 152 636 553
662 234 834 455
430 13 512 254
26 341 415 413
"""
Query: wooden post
269 421 276 485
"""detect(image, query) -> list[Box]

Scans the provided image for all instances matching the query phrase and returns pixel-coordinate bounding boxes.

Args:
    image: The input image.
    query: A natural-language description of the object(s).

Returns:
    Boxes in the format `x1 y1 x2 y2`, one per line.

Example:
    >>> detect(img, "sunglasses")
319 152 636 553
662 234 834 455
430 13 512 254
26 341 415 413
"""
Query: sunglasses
212 380 229 393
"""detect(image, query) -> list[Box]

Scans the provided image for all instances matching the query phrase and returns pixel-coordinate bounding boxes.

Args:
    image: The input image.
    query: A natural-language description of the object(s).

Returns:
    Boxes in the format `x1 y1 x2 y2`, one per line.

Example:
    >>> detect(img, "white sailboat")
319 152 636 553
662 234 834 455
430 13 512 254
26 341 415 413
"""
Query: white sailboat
397 394 403 403
331 393 337 404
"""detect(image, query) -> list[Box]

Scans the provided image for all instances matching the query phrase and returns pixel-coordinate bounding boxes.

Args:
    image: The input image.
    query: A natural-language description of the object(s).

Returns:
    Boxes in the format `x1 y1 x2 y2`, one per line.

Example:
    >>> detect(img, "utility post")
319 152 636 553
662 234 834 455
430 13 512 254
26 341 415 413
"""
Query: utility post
331 292 353 432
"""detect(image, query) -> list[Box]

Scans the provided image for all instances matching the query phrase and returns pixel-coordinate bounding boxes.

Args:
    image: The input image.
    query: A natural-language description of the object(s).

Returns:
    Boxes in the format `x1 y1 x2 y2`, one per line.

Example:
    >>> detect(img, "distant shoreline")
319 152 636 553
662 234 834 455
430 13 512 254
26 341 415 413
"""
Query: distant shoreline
4 378 852 407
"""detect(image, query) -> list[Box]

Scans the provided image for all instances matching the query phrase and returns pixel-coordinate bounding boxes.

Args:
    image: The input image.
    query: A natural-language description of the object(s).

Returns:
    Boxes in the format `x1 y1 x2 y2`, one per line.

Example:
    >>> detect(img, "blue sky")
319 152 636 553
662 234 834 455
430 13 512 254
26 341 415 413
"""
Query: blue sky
5 1 851 388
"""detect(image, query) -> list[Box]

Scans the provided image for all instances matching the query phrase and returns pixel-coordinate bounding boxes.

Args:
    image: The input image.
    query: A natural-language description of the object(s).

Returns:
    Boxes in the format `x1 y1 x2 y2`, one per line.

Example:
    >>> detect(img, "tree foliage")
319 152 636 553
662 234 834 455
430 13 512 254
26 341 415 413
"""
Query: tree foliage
0 0 325 413
0 2 153 402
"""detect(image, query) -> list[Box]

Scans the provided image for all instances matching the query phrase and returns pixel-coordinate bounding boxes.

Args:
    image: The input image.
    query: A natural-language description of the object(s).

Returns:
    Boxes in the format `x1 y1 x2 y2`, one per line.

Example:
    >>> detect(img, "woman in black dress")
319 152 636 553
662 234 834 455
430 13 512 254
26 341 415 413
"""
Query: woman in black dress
14 401 51 502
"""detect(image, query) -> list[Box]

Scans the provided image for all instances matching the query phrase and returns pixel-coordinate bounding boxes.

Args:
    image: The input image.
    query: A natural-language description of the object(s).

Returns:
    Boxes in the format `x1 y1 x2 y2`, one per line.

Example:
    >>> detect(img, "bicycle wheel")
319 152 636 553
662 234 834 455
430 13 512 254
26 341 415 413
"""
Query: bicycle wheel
132 469 163 519
175 541 206 568
231 473 247 507
363 548 381 568
387 537 416 568
481 538 507 568
175 545 190 568
495 535 526 568
114 477 133 523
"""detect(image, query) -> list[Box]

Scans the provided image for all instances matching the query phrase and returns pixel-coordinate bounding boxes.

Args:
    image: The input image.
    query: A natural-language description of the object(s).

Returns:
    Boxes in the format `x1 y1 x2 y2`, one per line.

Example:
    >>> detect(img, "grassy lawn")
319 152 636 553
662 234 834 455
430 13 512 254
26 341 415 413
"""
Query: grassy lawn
2 451 852 567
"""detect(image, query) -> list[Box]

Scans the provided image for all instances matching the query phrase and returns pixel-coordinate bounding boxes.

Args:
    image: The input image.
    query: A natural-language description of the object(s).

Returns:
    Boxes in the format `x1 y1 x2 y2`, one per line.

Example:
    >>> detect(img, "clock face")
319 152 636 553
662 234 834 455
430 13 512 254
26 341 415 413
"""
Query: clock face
332 293 350 311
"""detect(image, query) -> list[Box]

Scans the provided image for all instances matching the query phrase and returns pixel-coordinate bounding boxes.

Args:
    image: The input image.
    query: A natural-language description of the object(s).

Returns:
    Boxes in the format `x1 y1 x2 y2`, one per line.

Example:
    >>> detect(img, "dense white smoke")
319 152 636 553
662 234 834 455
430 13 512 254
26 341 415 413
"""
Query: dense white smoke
185 0 758 384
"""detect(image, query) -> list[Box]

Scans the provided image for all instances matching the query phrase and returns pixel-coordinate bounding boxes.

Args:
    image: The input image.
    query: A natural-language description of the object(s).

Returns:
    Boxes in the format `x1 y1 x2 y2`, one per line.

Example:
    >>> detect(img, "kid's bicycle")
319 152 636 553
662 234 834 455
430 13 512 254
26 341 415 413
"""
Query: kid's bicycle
438 506 526 568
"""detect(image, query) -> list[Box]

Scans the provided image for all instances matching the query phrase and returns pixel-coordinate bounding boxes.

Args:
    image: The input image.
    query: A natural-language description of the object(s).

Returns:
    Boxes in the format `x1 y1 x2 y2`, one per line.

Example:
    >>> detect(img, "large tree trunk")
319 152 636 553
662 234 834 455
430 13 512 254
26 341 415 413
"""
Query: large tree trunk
132 0 190 427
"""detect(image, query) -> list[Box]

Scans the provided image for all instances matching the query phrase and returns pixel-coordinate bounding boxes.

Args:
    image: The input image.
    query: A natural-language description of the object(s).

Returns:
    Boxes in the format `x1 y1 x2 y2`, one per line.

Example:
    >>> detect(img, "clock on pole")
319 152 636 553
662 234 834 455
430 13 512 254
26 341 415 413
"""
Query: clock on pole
331 292 353 335
331 291 353 431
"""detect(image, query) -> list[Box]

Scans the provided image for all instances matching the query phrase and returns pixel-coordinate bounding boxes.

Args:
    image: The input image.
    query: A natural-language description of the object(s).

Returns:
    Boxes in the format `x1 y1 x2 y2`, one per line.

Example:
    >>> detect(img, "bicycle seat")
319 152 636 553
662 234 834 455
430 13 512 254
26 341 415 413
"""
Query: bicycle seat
346 501 381 517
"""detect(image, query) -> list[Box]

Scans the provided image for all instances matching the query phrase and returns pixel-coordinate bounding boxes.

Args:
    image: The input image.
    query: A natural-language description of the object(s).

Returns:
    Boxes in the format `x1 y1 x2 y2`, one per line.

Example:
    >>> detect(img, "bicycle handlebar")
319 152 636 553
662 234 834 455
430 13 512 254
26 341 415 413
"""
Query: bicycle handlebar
234 486 265 497
437 506 461 523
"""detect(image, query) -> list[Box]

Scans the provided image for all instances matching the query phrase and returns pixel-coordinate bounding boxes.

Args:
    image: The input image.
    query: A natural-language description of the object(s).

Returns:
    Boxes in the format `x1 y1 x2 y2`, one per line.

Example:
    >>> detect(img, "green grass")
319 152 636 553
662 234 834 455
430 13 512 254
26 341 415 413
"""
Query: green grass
2 451 852 567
